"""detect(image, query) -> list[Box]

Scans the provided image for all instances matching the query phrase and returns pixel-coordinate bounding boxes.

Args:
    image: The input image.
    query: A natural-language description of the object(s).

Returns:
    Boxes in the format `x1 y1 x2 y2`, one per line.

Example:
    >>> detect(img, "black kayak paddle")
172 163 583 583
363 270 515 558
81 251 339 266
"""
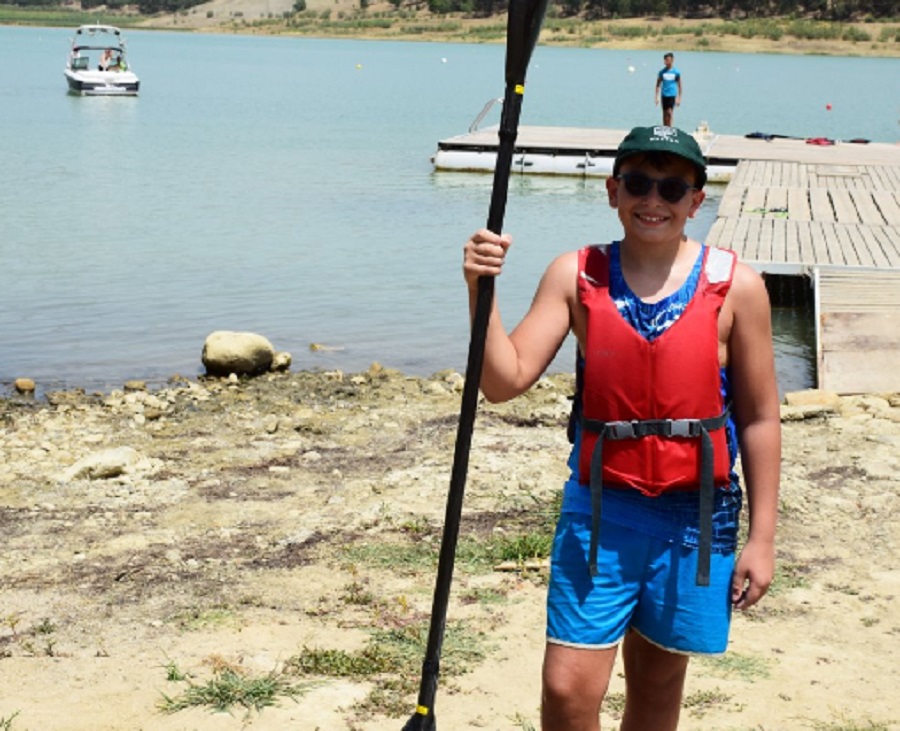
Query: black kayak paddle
401 0 549 728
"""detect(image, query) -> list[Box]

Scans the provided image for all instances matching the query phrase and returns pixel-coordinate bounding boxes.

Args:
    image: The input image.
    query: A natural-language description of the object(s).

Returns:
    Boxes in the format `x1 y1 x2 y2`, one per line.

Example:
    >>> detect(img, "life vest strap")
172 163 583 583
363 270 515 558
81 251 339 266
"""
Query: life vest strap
582 408 730 586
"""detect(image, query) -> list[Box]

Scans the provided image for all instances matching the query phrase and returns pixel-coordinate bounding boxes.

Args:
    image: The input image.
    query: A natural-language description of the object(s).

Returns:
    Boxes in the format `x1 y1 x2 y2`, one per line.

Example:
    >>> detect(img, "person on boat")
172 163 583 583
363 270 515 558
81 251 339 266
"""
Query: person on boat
98 49 113 71
462 125 781 731
655 52 682 126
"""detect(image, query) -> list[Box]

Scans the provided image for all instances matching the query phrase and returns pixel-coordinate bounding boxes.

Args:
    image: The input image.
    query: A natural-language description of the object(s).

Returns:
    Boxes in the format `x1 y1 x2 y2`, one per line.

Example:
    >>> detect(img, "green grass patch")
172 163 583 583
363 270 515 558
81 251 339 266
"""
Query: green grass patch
767 559 812 595
682 687 733 717
285 619 490 719
464 23 506 39
603 690 626 718
160 666 309 715
341 539 437 573
400 21 462 34
699 651 773 681
810 720 896 731
167 605 238 631
606 23 654 38
0 6 144 28
341 522 553 576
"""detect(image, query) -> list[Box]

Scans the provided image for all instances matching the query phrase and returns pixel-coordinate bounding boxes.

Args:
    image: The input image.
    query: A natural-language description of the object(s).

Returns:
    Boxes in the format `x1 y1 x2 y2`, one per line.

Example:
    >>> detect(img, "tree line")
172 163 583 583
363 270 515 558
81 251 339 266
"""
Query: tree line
9 0 898 22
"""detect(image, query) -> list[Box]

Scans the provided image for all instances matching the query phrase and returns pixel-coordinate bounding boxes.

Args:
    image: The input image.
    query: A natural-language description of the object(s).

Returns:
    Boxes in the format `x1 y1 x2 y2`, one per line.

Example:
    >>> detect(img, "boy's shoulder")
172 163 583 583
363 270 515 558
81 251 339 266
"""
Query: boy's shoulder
727 256 771 312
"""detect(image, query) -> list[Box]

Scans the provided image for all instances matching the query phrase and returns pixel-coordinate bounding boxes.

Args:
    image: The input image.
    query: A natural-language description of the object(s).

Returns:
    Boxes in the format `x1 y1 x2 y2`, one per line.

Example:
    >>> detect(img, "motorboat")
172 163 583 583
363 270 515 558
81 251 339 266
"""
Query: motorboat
64 25 139 96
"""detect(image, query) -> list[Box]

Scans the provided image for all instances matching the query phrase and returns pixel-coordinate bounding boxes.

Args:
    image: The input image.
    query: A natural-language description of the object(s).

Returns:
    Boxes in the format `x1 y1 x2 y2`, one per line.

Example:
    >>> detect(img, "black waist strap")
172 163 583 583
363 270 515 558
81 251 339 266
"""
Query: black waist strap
581 410 730 587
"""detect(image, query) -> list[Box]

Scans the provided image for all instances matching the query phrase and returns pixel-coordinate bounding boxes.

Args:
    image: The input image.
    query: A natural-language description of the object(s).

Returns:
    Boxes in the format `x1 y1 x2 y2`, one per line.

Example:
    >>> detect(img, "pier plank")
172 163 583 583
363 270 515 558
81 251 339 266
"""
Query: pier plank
857 226 891 268
849 189 887 226
787 188 812 221
835 223 862 266
872 190 900 226
872 225 900 262
717 185 745 218
765 187 788 218
809 189 835 222
744 187 768 217
829 189 860 224
731 218 751 261
771 219 788 264
706 218 727 248
810 221 837 265
796 220 814 265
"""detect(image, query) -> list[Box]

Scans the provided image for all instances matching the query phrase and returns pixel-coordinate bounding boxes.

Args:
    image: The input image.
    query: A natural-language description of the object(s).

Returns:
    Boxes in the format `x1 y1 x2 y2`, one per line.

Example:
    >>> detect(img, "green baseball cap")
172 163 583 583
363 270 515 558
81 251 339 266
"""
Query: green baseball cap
613 125 707 188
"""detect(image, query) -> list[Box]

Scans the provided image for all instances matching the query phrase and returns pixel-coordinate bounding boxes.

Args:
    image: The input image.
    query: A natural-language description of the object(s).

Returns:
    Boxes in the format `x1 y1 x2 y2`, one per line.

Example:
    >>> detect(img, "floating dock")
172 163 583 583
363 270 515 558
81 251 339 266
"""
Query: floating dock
705 158 900 395
433 123 900 394
433 121 900 183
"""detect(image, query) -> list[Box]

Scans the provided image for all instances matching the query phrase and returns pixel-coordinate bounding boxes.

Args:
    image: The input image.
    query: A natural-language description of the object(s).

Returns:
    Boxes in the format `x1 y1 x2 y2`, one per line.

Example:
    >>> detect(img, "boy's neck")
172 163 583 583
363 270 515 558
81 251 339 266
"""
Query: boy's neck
620 234 697 265
618 236 701 303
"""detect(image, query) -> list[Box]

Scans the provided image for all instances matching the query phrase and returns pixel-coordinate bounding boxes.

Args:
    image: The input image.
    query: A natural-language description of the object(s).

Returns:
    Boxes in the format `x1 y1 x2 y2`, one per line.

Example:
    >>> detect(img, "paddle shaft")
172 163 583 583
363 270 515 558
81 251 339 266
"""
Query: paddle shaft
401 91 528 731
403 2 547 727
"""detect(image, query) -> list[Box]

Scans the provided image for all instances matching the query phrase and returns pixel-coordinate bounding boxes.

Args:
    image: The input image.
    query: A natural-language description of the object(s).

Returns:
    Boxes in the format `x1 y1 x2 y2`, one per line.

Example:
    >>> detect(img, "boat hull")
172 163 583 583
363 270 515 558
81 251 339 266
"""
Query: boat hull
65 70 139 96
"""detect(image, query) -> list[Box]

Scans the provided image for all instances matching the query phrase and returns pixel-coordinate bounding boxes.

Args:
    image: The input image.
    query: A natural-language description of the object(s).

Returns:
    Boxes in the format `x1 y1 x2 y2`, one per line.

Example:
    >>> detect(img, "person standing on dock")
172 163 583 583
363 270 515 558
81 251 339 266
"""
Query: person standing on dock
463 126 781 730
655 52 682 126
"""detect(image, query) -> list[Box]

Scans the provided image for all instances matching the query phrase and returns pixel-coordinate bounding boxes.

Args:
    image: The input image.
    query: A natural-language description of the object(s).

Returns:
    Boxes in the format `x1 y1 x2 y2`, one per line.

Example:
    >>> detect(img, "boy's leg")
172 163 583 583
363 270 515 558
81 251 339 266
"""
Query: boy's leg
541 642 617 731
619 631 689 731
661 96 675 125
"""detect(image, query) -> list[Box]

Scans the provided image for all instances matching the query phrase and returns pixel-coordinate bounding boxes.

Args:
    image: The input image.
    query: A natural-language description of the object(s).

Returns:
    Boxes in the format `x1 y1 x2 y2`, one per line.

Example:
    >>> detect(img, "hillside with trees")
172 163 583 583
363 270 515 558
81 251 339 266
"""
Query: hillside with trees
4 0 899 21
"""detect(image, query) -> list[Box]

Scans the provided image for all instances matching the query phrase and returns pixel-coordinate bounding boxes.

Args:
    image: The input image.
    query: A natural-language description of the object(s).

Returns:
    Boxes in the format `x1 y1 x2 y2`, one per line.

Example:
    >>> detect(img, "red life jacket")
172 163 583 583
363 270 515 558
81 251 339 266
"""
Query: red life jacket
577 243 736 495
575 243 737 585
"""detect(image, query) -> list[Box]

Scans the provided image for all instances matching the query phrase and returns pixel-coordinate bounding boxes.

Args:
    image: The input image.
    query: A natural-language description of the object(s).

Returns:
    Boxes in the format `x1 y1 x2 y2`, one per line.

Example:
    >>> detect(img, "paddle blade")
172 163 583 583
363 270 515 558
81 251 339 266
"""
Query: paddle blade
505 0 550 88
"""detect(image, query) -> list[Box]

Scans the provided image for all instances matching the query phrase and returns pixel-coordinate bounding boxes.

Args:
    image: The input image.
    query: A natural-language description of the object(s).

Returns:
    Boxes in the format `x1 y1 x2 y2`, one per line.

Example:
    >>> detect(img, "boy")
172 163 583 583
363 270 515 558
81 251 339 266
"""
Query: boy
655 53 682 126
462 126 781 731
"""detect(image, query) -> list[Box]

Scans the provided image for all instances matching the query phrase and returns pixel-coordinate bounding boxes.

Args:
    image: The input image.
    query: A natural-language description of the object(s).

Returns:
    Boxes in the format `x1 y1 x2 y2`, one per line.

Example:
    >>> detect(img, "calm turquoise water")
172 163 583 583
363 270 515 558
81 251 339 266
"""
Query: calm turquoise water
1 26 896 393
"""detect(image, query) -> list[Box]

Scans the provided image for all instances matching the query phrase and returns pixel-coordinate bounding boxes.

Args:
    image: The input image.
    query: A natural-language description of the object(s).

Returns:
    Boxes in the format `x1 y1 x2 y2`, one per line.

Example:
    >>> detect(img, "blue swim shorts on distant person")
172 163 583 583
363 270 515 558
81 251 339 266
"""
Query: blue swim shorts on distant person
546 513 735 655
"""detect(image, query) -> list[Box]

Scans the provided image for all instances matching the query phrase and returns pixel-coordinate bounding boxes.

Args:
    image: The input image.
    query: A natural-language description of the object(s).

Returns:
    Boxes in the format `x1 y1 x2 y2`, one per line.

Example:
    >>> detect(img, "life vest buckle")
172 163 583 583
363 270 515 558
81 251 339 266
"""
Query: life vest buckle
606 420 637 439
663 419 699 438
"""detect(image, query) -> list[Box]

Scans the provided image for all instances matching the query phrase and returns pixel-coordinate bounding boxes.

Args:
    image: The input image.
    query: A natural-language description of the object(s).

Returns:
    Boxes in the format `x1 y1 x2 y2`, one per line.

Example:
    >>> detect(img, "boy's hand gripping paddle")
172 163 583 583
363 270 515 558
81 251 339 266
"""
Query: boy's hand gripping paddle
402 1 548 728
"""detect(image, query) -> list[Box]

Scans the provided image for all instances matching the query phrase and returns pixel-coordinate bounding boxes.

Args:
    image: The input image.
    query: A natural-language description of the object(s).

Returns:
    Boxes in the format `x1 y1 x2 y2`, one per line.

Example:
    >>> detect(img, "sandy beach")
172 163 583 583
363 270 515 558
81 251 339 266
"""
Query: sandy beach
1 367 898 730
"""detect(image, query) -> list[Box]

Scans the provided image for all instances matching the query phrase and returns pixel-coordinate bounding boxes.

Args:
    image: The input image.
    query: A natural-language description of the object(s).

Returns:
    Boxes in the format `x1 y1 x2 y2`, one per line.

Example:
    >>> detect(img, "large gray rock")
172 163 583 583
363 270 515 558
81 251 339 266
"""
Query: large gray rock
201 331 275 377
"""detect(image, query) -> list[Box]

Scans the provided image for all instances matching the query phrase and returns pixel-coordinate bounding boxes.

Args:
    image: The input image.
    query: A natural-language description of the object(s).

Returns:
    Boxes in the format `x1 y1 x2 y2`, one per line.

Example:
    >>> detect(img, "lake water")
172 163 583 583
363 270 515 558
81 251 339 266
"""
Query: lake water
1 26 896 395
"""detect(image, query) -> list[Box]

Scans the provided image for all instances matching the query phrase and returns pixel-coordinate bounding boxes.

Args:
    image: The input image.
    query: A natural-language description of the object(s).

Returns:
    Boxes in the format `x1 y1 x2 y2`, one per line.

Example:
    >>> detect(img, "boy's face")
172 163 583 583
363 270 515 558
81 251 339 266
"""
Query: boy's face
664 54 674 68
606 155 705 242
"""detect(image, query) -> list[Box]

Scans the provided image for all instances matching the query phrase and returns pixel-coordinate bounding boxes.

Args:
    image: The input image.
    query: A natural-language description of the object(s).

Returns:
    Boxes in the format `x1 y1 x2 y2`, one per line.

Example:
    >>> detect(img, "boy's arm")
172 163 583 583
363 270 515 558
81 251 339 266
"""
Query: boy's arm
727 263 781 610
655 73 661 103
463 229 576 403
676 74 683 105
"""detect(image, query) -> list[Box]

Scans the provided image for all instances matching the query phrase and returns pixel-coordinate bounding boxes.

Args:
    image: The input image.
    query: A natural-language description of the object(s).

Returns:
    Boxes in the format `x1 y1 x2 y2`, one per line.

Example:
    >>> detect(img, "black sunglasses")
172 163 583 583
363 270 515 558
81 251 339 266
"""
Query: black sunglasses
616 172 695 204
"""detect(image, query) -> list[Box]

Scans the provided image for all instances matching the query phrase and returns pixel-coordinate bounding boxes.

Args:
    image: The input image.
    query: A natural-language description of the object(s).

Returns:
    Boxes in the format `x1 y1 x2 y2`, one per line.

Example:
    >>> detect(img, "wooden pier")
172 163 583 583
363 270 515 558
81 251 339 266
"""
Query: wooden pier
706 158 900 395
434 126 900 394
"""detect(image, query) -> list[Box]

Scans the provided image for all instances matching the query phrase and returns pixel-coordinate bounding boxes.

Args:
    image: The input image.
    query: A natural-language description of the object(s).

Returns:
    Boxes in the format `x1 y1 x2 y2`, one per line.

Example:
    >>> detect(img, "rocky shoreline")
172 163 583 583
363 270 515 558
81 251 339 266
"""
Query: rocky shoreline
1 367 899 729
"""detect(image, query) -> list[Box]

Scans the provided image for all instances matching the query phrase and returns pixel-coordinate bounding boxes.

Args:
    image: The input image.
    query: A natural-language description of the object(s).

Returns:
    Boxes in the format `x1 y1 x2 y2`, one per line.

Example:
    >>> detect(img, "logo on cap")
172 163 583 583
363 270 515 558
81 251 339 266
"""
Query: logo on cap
651 126 679 142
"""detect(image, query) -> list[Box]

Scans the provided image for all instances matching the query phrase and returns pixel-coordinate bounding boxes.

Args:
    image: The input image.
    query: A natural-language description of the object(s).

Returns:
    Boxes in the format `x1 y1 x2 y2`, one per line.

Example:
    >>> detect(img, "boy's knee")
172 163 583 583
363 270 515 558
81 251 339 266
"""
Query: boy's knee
541 669 606 729
541 687 599 731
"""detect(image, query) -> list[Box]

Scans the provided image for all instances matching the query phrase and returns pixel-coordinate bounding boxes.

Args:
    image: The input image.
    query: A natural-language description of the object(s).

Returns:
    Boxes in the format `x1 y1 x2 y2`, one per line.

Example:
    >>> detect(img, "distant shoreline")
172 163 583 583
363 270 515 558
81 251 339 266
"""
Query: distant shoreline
3 8 899 58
